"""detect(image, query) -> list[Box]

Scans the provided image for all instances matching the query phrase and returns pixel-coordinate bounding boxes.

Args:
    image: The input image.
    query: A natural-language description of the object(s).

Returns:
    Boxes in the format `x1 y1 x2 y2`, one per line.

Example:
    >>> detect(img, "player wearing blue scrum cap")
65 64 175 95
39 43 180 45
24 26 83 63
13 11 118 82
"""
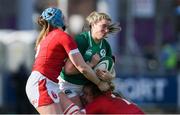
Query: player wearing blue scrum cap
41 7 65 28
59 11 121 108
26 7 111 114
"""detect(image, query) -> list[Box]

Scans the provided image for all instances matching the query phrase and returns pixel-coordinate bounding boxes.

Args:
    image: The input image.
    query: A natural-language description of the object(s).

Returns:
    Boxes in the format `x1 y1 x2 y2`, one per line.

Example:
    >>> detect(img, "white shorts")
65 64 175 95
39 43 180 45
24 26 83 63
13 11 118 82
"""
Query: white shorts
58 76 83 98
26 71 61 108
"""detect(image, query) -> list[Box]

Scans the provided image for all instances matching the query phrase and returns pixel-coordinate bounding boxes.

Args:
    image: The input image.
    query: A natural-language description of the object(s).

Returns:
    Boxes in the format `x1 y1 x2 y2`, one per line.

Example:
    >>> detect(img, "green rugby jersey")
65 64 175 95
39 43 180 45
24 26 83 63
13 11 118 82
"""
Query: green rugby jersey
60 31 112 85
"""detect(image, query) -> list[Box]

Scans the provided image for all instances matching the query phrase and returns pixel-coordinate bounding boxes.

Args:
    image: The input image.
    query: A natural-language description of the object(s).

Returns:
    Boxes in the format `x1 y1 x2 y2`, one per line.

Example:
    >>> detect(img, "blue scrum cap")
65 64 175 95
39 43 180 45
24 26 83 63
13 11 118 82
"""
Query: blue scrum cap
41 7 65 28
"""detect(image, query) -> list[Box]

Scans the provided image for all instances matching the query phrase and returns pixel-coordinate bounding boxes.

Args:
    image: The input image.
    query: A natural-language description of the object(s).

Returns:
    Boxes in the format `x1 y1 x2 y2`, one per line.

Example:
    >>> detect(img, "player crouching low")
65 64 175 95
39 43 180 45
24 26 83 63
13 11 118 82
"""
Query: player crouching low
59 81 144 114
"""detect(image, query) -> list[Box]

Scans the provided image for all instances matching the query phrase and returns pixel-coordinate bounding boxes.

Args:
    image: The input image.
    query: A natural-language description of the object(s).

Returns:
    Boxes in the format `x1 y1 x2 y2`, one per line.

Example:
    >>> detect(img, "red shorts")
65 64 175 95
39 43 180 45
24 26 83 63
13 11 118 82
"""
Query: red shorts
26 71 61 108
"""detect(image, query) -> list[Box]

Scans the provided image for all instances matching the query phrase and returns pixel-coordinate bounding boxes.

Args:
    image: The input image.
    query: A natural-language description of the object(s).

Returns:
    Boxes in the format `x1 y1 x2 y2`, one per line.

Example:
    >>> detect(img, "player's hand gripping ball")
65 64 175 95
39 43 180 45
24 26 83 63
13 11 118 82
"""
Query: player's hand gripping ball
93 56 115 78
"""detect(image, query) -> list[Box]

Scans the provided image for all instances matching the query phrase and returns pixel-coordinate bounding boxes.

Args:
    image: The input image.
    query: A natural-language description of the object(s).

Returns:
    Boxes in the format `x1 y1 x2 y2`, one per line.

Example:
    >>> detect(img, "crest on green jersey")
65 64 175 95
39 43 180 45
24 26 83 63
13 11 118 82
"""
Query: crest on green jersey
100 49 106 57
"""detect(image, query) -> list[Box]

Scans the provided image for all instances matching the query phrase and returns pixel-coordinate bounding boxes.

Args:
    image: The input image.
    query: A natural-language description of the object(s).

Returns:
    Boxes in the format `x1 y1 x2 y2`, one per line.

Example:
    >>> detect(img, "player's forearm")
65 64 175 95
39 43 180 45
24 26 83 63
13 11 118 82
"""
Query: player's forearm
65 60 95 75
76 63 110 91
69 53 101 85
86 61 95 68
79 64 101 85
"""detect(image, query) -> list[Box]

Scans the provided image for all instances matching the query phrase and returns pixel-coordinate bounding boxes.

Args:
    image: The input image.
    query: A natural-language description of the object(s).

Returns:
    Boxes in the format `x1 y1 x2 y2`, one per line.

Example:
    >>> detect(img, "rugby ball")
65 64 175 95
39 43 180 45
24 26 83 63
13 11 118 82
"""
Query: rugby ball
93 56 115 77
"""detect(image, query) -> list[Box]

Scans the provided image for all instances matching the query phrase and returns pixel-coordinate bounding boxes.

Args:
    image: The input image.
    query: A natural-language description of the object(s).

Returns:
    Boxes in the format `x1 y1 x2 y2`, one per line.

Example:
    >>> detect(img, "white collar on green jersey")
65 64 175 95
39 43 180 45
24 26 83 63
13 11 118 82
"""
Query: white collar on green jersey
88 31 103 48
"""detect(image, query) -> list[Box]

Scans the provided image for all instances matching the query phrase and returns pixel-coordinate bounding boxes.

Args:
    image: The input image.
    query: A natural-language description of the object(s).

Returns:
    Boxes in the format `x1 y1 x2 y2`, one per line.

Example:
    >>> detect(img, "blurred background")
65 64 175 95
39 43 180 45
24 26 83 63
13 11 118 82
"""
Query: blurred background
0 0 180 114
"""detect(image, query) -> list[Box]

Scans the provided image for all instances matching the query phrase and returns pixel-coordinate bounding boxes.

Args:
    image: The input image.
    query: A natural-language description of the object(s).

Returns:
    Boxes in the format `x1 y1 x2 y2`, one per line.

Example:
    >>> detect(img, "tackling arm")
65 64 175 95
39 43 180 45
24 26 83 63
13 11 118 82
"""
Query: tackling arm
68 52 110 91
64 53 100 75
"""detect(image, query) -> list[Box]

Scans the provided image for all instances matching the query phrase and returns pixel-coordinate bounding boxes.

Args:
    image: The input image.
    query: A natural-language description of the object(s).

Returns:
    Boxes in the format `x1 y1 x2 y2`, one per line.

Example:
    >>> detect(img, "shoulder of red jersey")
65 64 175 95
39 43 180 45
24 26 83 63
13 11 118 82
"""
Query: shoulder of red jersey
54 29 72 38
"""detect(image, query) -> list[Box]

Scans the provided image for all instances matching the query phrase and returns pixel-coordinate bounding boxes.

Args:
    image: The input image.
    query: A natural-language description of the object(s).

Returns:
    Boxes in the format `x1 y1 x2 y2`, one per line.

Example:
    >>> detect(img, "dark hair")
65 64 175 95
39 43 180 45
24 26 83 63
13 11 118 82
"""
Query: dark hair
83 82 103 97
83 81 115 98
82 82 129 104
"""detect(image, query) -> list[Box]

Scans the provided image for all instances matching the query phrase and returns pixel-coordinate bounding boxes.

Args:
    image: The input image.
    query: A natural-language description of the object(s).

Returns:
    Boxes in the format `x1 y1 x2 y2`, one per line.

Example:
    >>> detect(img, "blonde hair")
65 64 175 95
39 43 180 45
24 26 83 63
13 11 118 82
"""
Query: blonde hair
35 16 51 49
86 11 121 34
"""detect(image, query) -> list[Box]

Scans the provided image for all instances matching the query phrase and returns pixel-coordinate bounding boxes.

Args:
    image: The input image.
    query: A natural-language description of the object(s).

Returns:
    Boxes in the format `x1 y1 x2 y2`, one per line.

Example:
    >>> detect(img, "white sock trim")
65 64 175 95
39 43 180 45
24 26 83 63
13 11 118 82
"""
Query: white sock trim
64 103 80 114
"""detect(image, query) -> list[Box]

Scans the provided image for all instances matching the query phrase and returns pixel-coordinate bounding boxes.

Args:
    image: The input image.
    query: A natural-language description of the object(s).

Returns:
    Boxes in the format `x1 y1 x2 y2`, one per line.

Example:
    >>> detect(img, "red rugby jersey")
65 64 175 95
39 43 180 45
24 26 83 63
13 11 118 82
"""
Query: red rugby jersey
85 93 144 114
33 29 78 83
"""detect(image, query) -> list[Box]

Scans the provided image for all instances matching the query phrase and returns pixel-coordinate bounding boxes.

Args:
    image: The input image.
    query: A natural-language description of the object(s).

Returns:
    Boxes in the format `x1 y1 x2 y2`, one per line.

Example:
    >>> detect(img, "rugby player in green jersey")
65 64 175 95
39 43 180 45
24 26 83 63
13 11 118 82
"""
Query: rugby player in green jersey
58 11 121 108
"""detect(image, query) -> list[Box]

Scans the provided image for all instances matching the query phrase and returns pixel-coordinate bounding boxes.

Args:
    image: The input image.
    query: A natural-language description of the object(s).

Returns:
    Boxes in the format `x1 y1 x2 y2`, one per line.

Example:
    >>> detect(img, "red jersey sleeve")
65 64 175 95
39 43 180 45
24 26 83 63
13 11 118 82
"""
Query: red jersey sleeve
60 34 78 54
